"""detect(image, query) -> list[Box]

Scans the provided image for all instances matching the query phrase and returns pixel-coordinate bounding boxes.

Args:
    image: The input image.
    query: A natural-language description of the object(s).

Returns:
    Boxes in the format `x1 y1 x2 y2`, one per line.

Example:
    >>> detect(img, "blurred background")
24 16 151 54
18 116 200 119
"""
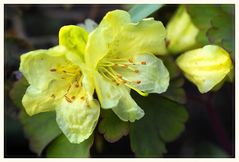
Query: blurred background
4 4 234 158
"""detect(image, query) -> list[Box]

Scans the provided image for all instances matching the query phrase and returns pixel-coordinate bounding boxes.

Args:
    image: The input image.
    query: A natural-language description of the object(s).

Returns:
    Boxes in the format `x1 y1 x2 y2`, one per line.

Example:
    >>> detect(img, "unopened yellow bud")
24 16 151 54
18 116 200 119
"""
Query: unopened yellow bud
166 5 200 54
176 45 233 93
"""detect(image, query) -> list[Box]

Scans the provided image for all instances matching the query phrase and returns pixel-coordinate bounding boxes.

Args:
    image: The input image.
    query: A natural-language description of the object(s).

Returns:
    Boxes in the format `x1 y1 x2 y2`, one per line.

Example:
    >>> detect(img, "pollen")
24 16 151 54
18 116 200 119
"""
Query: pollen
141 61 146 65
50 68 57 72
136 80 141 84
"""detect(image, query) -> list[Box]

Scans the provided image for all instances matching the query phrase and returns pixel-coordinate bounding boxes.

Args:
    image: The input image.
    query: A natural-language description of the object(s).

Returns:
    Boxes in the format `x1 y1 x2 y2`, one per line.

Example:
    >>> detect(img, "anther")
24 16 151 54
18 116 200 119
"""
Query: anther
122 80 127 84
80 96 85 100
50 68 57 72
141 61 146 65
128 58 133 63
51 94 55 98
114 63 118 67
63 70 67 73
65 96 72 103
136 80 141 84
71 96 76 100
123 64 128 68
135 69 139 73
75 84 79 88
117 74 122 79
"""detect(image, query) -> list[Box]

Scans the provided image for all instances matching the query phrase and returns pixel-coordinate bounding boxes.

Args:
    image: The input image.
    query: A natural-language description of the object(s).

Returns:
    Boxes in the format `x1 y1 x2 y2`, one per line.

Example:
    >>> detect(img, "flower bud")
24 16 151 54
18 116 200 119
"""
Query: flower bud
166 5 200 54
176 45 233 93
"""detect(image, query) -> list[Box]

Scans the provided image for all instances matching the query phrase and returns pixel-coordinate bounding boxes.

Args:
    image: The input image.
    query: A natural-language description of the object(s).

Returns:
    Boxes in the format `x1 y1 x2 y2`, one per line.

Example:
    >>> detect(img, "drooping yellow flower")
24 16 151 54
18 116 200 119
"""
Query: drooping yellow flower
166 5 200 54
85 10 170 122
19 26 100 144
176 45 233 93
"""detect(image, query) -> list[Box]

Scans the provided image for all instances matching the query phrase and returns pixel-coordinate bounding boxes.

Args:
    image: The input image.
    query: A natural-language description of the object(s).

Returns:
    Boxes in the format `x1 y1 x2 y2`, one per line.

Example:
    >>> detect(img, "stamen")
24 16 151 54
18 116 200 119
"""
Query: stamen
136 80 141 84
65 95 72 103
117 74 122 79
123 64 128 68
50 68 57 72
128 58 134 63
125 83 148 97
135 69 139 73
141 61 147 65
75 84 79 88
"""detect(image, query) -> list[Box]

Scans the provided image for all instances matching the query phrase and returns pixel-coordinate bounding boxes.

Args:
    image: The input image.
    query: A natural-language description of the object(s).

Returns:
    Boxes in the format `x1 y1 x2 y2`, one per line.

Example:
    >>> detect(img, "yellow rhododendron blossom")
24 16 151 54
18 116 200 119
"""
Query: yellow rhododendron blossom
85 10 169 122
19 9 170 143
20 26 100 144
166 5 200 54
176 45 233 93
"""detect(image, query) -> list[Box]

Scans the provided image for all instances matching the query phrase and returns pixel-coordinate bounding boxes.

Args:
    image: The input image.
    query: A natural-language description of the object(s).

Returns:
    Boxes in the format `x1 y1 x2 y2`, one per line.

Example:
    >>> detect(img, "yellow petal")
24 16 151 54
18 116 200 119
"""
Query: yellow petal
85 10 130 69
166 5 200 54
112 87 145 122
176 45 233 93
59 25 88 58
94 71 121 109
55 95 100 144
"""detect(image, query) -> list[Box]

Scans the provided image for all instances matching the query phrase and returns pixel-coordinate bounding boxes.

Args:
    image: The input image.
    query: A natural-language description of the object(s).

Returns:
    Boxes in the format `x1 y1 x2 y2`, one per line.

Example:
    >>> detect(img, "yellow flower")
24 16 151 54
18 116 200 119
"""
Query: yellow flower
19 26 100 144
176 45 233 93
19 10 170 144
85 10 170 122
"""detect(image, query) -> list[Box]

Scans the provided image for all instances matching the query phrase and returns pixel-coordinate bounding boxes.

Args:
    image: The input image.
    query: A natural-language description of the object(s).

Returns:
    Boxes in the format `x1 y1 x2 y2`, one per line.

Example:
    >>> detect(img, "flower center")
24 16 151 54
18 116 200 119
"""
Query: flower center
97 56 148 96
49 65 88 104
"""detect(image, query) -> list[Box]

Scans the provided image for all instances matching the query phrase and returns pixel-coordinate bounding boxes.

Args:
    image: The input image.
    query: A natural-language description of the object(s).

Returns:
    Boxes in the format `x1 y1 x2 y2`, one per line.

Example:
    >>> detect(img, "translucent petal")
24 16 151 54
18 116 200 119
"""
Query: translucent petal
22 79 70 116
85 10 130 68
59 25 88 57
115 54 170 94
19 46 75 91
55 96 100 144
176 45 233 93
112 87 145 122
94 72 121 109
111 18 167 58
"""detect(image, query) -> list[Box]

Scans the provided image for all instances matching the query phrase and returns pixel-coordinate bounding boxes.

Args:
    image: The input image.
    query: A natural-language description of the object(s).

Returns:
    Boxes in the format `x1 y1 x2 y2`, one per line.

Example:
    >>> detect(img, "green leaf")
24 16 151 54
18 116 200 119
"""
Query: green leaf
186 4 235 58
207 9 235 59
186 4 221 45
130 94 188 157
159 57 186 104
46 134 94 158
162 78 186 104
9 78 62 155
9 77 29 109
98 110 130 143
19 111 62 155
129 4 164 22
